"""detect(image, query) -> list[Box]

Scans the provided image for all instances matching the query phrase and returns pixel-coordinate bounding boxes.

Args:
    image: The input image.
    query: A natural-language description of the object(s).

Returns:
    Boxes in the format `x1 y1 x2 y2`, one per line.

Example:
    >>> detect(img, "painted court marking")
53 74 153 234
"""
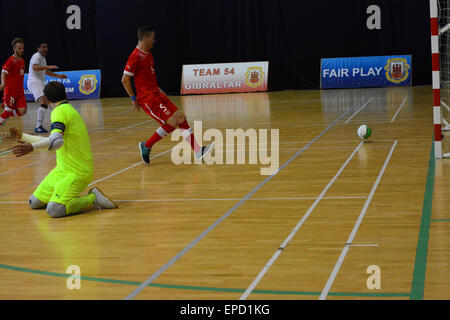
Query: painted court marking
239 141 364 300
123 100 367 300
0 196 368 205
118 120 152 131
0 117 156 177
391 96 408 123
345 98 374 124
88 146 178 187
113 196 368 202
348 244 380 247
318 140 398 300
0 263 409 298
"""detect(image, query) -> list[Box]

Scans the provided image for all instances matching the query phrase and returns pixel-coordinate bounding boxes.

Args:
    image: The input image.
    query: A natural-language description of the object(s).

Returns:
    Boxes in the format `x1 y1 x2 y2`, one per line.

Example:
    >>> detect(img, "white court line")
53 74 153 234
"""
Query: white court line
342 119 428 124
348 244 380 247
124 100 365 300
343 120 390 124
0 196 368 205
113 196 368 202
390 96 408 123
0 117 156 177
344 98 374 124
0 132 125 177
0 159 45 177
118 120 152 132
318 140 397 300
279 139 397 144
104 109 132 119
0 201 27 204
88 146 177 187
90 145 391 156
239 141 365 300
298 146 393 151
88 162 144 187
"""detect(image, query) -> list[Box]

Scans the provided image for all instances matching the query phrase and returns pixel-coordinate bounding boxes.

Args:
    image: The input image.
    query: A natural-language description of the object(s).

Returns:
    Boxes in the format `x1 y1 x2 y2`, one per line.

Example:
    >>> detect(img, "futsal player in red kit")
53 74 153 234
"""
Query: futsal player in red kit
0 38 27 126
121 26 214 164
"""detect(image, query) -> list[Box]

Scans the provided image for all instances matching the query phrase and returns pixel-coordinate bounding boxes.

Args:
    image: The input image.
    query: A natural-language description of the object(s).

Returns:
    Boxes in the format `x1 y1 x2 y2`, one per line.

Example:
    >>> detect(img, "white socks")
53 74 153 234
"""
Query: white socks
36 106 47 128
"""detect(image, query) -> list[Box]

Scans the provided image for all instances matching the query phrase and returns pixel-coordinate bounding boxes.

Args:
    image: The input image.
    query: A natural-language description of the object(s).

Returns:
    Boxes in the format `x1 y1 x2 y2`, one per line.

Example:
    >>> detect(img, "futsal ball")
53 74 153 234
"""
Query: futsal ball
357 124 372 140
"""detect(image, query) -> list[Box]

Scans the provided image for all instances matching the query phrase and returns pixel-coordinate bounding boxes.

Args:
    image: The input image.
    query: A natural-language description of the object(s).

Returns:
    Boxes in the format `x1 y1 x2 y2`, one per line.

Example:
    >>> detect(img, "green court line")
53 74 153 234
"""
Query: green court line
410 141 435 300
327 292 410 297
3 146 435 301
0 263 408 298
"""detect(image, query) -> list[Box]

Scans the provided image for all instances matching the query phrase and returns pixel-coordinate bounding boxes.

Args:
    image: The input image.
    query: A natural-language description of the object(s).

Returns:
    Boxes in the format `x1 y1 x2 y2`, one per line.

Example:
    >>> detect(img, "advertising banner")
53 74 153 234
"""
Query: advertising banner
181 61 268 94
320 55 412 89
24 69 101 101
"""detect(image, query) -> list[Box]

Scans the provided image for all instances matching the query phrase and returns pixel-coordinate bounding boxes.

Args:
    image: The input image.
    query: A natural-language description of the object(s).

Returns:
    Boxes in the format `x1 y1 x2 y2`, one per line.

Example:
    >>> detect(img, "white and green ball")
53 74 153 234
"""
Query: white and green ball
357 124 372 140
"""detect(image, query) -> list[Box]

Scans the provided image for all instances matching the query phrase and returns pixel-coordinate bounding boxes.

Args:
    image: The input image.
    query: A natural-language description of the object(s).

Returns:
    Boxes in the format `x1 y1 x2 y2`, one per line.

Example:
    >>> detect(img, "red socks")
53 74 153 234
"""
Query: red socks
145 123 175 148
144 120 200 154
0 110 14 124
178 120 201 153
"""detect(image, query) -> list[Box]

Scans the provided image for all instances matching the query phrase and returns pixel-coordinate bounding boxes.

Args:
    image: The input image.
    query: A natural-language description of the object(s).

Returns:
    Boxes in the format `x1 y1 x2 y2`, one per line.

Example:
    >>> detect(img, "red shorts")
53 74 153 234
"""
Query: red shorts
139 94 178 125
2 94 27 111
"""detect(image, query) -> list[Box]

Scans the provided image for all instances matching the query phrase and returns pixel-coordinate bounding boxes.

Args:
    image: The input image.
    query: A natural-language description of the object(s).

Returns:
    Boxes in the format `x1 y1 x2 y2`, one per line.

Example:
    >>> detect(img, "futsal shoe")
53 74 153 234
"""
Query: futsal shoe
196 142 215 161
88 187 118 209
34 126 48 133
138 141 151 164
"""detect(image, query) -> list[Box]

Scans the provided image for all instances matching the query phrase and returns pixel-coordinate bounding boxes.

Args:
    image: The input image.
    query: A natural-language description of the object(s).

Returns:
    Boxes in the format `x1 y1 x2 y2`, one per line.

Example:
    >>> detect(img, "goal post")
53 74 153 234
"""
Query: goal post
431 0 450 158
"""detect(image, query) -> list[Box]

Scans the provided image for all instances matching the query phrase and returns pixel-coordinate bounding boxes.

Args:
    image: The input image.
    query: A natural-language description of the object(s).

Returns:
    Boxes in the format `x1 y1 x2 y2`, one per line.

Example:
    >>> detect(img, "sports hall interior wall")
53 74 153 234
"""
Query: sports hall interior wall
0 0 431 98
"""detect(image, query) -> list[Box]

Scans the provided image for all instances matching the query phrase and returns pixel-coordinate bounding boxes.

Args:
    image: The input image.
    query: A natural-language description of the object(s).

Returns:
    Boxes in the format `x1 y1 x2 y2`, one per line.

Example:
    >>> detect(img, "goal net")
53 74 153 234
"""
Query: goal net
439 0 450 157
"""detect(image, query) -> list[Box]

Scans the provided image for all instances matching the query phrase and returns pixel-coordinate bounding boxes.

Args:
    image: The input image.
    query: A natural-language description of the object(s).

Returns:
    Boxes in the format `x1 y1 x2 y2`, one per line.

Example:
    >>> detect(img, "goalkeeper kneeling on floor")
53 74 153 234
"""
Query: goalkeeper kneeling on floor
10 81 118 218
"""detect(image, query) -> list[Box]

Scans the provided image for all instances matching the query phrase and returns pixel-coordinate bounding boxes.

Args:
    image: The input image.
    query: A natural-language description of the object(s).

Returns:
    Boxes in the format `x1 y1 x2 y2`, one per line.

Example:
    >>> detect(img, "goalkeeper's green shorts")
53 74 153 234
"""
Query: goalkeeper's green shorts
33 168 91 205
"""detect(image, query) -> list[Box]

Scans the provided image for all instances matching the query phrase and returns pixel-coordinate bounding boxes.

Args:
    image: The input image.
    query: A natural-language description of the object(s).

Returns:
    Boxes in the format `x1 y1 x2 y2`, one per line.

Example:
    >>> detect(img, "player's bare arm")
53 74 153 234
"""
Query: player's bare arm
12 141 33 157
0 71 6 91
121 73 141 111
32 64 58 71
45 69 67 79
12 129 64 157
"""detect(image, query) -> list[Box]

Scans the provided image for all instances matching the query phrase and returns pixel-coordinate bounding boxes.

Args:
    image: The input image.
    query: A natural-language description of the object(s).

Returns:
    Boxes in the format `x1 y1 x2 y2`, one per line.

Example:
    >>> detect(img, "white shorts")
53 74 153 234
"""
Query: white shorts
27 81 45 102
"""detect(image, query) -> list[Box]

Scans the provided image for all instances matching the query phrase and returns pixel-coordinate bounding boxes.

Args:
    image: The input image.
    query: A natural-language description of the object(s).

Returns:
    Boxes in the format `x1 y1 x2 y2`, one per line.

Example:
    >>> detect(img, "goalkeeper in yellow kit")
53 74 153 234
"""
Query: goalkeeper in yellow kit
10 81 118 218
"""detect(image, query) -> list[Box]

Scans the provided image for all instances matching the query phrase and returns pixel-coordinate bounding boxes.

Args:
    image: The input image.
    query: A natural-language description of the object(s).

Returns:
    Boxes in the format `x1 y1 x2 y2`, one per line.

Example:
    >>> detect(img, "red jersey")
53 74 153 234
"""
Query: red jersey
124 47 159 99
2 55 25 97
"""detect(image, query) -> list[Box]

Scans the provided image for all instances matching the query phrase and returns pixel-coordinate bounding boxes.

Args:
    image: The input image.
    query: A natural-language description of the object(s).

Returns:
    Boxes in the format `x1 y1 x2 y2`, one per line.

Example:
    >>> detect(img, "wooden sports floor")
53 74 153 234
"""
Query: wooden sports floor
0 85 449 300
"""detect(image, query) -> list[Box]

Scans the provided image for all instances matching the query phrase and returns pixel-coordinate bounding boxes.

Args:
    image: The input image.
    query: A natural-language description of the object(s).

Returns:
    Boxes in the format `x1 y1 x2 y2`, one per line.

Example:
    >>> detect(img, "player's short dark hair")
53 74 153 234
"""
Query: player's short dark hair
137 26 155 40
11 38 24 48
44 81 67 103
36 41 47 48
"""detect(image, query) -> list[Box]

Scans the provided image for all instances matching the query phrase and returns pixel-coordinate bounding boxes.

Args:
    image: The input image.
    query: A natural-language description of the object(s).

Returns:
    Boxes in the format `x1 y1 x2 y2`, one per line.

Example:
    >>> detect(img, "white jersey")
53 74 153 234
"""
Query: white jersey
28 52 47 83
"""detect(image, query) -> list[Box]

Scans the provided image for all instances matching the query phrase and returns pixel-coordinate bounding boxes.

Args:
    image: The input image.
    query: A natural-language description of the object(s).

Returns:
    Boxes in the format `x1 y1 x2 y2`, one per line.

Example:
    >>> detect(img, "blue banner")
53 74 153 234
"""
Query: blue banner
24 69 101 101
320 55 412 89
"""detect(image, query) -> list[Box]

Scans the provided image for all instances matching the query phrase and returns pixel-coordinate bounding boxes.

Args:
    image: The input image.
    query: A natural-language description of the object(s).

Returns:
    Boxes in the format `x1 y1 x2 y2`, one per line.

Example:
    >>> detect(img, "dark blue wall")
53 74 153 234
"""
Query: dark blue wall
0 0 431 98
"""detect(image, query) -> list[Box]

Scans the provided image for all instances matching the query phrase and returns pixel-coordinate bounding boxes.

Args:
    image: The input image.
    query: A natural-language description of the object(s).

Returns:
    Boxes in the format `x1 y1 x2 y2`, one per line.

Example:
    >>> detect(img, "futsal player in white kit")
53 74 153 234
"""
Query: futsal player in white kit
28 42 67 133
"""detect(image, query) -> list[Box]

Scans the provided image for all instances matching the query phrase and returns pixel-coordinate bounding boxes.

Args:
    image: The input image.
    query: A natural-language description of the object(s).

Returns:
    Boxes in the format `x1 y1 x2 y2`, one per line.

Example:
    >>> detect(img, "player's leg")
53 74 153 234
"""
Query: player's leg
138 122 176 164
0 95 15 126
15 96 27 117
138 95 214 163
46 173 117 218
30 81 48 133
29 195 47 209
138 96 176 164
29 168 59 209
163 97 214 160
35 96 48 133
46 173 93 218
166 110 202 154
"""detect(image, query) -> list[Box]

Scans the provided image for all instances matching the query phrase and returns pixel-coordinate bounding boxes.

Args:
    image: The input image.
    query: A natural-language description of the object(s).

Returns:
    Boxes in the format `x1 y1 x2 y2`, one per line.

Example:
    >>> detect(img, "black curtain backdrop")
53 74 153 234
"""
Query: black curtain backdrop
0 0 97 75
0 0 431 98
